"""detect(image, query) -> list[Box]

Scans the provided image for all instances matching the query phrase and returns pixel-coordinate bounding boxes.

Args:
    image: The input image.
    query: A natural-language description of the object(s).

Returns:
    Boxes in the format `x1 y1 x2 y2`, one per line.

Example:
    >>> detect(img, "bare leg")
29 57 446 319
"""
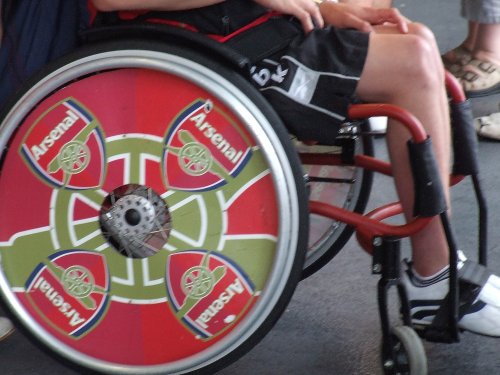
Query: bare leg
356 24 451 276
472 23 500 65
442 21 477 67
463 21 479 51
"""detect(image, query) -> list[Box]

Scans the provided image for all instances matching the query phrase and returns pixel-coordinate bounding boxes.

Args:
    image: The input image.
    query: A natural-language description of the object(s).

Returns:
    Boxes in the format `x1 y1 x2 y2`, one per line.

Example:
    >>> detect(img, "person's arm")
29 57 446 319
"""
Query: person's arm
318 1 407 33
92 0 225 12
92 0 325 34
92 0 404 35
372 0 392 8
338 0 392 8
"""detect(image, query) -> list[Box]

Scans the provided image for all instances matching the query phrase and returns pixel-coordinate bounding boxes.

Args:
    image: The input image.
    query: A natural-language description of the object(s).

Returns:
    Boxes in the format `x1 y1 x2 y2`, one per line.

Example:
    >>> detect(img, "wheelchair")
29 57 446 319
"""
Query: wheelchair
0 23 487 375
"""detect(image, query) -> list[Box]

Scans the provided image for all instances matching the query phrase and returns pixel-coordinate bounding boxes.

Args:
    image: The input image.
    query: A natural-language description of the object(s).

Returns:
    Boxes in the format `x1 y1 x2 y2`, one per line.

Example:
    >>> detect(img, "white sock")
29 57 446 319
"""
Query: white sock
408 263 449 288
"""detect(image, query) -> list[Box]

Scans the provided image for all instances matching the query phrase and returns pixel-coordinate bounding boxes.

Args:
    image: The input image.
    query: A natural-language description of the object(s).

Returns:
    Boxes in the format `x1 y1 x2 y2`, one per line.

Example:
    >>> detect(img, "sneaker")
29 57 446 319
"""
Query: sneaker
474 112 500 141
0 317 14 341
401 252 500 337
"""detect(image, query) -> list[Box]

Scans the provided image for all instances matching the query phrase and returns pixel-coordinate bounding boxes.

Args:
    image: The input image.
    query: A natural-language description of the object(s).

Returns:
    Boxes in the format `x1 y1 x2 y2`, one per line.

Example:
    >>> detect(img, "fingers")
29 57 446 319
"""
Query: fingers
296 7 316 32
385 8 409 34
372 8 409 34
310 2 325 29
295 1 324 32
343 13 373 32
251 0 324 32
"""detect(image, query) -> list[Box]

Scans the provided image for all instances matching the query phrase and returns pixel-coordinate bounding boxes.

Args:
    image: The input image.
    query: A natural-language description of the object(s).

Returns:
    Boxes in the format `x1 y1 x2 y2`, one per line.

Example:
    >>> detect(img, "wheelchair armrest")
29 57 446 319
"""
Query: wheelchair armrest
407 137 448 217
80 23 251 71
451 99 479 176
444 70 480 177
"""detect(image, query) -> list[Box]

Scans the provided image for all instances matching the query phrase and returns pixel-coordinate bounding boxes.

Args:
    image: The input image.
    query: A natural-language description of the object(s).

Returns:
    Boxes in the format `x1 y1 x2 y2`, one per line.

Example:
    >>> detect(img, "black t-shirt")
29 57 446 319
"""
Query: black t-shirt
0 0 89 110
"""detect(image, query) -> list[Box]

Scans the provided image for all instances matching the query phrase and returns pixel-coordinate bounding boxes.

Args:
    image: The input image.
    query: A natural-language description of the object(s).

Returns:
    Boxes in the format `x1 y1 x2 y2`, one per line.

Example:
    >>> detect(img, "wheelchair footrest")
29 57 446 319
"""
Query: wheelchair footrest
415 259 491 343
415 324 462 344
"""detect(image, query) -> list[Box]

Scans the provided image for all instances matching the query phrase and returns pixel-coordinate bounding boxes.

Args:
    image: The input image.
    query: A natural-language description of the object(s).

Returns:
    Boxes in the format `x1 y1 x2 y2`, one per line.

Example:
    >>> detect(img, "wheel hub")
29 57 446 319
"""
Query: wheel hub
99 184 171 258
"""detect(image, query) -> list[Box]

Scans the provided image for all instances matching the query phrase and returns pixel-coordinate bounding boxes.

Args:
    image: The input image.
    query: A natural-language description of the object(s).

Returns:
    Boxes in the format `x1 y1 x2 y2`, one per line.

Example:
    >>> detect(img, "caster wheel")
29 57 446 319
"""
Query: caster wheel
382 326 427 375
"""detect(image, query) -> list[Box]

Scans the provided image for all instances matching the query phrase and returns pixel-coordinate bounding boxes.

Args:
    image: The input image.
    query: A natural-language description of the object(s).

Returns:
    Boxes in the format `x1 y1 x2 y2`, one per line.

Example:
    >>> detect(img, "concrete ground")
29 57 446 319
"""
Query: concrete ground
1 0 500 374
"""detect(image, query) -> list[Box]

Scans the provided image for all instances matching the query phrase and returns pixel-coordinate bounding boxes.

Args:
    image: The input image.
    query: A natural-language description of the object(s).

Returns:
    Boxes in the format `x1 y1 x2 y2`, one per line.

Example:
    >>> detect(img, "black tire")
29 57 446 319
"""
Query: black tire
382 326 428 375
0 39 308 375
299 121 373 279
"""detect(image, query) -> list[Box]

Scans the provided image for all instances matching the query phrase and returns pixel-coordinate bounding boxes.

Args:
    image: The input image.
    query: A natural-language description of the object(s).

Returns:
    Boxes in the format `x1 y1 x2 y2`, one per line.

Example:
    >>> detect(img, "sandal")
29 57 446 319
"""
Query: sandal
474 112 500 141
460 58 500 98
442 45 472 75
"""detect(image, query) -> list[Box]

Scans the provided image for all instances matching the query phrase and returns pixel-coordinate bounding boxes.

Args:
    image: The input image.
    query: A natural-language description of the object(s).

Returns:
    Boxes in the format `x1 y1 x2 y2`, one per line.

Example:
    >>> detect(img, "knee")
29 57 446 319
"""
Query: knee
408 22 437 46
409 23 445 77
403 34 444 89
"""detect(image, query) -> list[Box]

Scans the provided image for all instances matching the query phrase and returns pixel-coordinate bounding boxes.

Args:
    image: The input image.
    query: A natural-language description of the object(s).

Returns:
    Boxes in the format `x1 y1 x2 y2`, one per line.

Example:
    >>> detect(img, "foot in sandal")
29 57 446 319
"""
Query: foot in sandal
460 58 500 98
442 45 472 75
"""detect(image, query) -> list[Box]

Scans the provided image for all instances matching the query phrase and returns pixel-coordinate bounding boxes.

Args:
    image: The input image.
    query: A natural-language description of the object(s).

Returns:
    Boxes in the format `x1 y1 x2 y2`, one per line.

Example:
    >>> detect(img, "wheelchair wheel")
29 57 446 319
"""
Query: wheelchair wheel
298 122 373 278
0 40 308 374
382 326 427 375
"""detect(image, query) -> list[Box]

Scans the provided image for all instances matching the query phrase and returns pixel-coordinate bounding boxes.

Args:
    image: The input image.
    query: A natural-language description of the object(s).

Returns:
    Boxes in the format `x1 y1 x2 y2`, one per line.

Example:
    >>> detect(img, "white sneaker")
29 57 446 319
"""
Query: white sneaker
474 112 500 140
0 317 14 341
401 252 500 337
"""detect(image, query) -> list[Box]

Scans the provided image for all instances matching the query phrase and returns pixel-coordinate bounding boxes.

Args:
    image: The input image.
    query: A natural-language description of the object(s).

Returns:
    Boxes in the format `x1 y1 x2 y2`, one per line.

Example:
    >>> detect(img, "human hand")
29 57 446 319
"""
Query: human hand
320 2 408 33
252 0 324 32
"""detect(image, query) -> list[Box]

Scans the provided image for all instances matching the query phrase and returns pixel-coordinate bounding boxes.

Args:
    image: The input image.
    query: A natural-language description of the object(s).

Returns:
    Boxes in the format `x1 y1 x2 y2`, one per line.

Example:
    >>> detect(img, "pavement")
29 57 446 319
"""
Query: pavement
1 0 500 374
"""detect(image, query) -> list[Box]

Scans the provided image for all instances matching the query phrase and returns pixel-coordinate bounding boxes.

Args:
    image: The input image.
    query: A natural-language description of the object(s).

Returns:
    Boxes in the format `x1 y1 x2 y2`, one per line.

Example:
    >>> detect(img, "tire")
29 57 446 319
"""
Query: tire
299 121 373 278
382 326 428 375
0 39 308 375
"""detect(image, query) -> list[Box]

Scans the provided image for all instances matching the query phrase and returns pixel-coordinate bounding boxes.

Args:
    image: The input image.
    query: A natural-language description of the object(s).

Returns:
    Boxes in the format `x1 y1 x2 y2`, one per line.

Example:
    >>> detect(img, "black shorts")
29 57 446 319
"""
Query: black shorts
225 17 370 140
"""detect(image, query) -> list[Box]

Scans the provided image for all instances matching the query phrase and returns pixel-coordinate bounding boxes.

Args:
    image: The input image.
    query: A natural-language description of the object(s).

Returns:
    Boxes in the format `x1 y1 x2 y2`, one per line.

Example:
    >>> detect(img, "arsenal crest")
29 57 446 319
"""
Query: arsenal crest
25 250 110 338
162 99 252 191
19 98 106 189
166 250 256 339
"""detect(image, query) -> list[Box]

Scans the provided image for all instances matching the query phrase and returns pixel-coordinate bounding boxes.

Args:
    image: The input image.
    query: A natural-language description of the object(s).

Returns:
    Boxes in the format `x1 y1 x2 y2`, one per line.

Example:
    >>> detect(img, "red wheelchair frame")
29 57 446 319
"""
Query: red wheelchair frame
309 71 487 373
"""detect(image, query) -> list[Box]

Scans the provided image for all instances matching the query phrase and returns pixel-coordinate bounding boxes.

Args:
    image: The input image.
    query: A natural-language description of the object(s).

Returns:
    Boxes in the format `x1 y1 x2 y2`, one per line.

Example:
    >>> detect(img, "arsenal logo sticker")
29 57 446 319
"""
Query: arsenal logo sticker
24 250 110 338
162 99 252 191
166 250 255 339
19 98 106 190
